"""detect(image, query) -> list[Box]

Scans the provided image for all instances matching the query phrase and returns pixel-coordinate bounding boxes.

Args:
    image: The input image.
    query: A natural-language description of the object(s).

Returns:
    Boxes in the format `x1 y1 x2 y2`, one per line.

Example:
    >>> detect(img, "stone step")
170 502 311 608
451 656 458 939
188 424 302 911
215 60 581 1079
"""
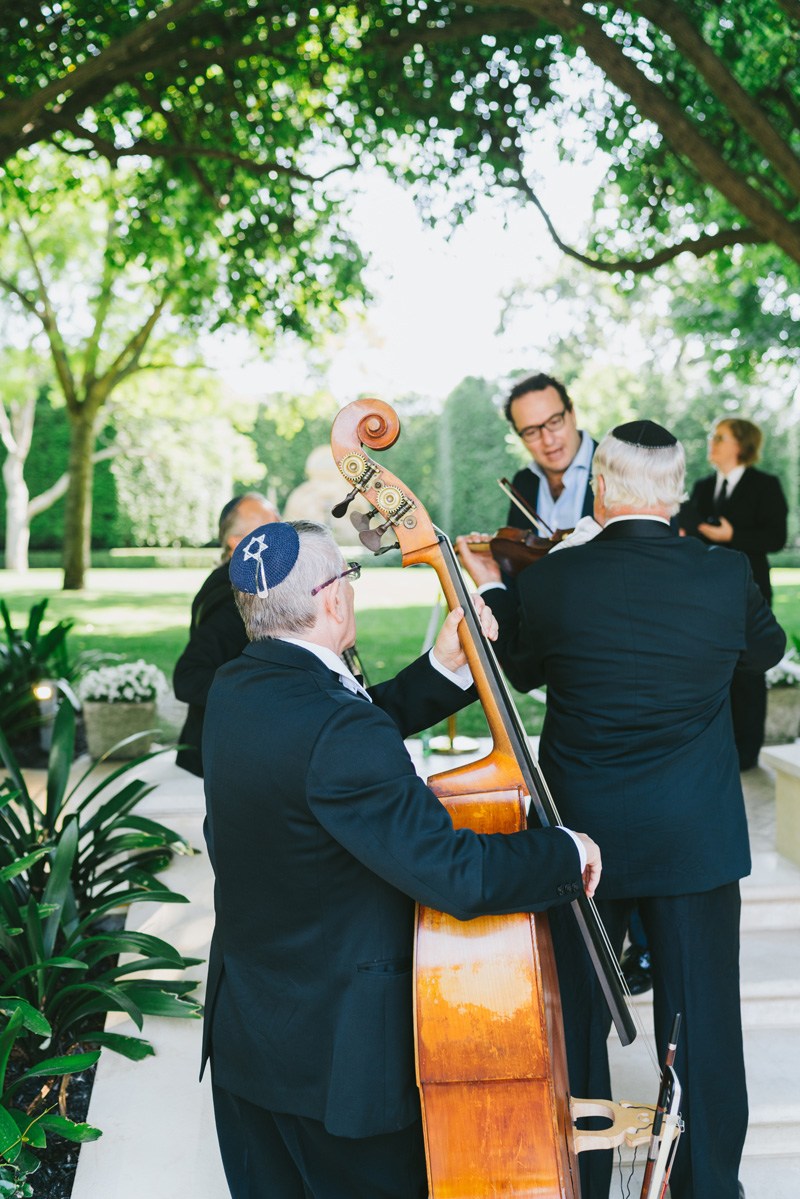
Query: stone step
741 880 800 930
609 1026 800 1163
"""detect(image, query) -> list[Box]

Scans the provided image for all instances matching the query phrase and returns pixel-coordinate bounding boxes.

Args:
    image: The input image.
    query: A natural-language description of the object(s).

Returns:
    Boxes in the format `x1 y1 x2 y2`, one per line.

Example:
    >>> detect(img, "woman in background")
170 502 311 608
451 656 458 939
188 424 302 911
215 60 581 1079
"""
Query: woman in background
680 417 788 770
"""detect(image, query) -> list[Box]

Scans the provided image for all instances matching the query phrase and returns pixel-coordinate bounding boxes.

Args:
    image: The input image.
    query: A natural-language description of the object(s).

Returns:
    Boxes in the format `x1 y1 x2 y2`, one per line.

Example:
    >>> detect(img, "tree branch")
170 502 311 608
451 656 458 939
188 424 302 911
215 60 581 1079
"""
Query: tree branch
56 116 355 184
14 222 78 409
0 0 205 143
468 0 800 264
27 445 119 519
99 294 171 394
630 0 800 200
521 180 769 272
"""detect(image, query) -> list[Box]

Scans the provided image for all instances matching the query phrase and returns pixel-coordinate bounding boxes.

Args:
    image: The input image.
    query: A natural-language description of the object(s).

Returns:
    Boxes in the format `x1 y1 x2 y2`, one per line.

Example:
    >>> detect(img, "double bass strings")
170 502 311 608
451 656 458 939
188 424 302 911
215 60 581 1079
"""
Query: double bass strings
440 528 660 1071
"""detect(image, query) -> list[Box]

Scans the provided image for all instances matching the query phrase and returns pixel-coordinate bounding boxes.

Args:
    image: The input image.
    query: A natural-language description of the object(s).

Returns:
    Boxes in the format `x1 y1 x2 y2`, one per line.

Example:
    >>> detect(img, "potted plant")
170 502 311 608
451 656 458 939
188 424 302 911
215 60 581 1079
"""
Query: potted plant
764 649 800 745
77 659 168 759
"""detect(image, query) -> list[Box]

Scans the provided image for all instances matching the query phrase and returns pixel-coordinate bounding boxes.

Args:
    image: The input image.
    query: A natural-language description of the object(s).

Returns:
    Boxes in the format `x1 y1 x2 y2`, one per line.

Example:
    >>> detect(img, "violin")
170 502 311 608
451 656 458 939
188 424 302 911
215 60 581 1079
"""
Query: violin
470 524 573 577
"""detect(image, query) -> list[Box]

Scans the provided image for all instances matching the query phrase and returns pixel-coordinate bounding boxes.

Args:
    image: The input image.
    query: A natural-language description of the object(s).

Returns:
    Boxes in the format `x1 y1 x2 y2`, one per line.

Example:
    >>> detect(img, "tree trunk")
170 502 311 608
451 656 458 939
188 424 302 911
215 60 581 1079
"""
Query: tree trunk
62 405 100 590
2 450 31 571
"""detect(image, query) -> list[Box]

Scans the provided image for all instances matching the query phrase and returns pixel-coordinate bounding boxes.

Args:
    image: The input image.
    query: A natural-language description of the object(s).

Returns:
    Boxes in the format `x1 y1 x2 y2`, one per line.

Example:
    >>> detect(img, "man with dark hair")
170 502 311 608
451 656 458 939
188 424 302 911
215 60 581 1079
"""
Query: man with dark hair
201 519 601 1199
502 372 595 533
173 492 279 776
458 420 785 1199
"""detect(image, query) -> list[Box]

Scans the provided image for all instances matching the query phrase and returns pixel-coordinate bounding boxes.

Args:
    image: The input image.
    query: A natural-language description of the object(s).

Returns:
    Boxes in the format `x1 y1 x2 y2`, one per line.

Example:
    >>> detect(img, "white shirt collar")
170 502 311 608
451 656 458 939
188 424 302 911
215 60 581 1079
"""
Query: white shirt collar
716 464 745 493
279 636 371 701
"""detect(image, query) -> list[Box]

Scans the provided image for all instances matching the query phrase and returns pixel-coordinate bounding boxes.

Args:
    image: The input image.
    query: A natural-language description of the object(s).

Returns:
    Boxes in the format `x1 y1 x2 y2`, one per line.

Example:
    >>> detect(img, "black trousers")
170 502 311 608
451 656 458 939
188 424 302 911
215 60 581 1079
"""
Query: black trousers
550 883 747 1199
211 1083 428 1199
730 666 767 769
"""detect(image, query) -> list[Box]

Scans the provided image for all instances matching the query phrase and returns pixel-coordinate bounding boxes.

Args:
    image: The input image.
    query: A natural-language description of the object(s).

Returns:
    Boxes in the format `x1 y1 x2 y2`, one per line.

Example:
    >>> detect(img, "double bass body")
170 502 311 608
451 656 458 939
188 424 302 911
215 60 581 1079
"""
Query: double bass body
416 775 579 1197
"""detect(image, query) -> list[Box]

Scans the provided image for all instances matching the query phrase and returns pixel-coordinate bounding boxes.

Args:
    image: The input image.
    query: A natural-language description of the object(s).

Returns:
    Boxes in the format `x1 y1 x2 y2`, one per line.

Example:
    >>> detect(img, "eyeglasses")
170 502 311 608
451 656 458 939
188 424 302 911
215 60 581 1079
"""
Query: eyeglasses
311 561 361 596
516 409 567 443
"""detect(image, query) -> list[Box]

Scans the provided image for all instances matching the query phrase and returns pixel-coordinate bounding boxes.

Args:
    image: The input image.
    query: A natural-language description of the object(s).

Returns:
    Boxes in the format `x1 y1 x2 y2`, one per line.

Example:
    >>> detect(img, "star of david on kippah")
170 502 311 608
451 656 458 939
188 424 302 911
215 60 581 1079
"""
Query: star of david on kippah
229 522 300 597
242 533 270 597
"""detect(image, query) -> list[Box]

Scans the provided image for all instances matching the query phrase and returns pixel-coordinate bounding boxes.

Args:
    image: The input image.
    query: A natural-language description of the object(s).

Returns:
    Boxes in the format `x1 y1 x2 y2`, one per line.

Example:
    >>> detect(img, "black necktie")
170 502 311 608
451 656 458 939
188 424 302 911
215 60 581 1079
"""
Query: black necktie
714 478 728 512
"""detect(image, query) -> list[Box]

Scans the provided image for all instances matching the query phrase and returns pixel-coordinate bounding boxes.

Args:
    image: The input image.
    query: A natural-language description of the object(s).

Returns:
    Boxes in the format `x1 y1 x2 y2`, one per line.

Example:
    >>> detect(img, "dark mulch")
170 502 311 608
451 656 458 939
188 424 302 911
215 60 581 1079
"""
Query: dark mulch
7 1059 97 1199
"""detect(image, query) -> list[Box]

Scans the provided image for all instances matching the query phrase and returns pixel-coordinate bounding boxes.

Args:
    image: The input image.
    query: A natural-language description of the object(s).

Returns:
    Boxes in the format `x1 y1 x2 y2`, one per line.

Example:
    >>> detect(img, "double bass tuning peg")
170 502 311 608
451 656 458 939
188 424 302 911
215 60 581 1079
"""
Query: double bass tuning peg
331 487 359 519
350 508 396 554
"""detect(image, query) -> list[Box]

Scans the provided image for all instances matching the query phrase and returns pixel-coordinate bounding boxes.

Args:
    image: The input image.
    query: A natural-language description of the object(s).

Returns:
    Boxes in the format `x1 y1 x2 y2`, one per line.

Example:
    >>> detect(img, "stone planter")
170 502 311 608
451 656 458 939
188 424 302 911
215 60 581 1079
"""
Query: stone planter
82 700 157 760
764 687 800 746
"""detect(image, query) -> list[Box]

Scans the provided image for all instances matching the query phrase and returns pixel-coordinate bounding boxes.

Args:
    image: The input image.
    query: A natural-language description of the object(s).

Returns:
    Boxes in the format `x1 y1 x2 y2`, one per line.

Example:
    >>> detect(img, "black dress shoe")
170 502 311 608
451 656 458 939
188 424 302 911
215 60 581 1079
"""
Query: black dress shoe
620 945 652 996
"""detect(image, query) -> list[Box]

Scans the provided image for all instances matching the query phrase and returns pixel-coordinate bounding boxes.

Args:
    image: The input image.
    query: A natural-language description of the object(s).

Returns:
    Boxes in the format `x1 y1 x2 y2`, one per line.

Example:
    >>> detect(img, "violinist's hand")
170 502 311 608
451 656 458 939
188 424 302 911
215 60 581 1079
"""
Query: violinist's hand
574 833 602 899
697 516 734 543
432 596 498 673
455 532 502 588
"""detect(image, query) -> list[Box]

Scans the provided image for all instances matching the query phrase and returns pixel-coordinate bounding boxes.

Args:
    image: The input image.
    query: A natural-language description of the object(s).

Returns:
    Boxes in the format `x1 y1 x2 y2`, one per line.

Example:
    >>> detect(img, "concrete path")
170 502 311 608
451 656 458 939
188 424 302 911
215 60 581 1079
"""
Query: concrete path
66 744 800 1199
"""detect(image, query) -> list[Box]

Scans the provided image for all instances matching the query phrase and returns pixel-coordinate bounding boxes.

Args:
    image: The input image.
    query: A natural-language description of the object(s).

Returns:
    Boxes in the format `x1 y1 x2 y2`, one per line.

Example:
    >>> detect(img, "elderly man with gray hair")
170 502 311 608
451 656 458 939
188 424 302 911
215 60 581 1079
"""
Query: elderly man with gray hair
457 420 786 1199
200 518 601 1199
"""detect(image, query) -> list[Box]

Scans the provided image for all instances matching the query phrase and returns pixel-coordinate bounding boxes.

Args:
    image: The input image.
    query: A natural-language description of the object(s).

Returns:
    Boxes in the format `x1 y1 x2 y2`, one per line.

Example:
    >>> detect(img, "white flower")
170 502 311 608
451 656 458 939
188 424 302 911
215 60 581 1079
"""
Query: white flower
78 659 168 704
766 650 800 690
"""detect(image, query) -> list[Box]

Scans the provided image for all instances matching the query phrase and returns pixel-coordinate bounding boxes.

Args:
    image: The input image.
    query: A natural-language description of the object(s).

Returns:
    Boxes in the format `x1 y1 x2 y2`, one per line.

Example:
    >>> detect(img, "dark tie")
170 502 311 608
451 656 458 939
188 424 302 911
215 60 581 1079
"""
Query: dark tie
714 479 728 512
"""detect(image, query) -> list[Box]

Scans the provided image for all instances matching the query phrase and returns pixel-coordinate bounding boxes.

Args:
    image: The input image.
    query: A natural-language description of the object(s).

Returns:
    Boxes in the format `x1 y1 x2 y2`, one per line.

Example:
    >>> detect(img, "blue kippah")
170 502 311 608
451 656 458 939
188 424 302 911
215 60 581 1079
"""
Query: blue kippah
229 523 300 597
613 419 676 448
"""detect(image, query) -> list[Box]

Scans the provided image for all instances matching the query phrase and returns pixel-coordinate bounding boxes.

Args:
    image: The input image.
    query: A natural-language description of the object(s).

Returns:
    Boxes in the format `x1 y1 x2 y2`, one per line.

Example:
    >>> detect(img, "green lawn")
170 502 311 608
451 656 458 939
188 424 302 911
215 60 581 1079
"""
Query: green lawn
4 563 800 744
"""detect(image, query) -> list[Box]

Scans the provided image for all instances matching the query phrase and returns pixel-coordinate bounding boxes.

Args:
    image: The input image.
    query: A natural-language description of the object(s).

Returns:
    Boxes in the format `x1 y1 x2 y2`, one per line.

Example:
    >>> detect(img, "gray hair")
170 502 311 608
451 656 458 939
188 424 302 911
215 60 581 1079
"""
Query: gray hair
234 520 344 641
592 431 687 515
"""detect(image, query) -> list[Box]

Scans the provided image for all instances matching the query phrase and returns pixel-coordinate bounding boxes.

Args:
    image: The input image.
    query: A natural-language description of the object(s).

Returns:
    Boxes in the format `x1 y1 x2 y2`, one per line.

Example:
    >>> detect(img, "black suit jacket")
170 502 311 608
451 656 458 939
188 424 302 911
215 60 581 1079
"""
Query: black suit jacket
679 466 787 602
172 562 248 776
485 521 785 899
201 640 583 1137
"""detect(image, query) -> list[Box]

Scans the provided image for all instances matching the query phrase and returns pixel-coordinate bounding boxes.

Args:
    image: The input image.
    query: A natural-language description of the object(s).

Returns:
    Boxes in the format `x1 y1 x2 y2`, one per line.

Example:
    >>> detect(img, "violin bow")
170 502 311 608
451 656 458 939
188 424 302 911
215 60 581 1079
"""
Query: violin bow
497 477 554 537
640 1013 684 1199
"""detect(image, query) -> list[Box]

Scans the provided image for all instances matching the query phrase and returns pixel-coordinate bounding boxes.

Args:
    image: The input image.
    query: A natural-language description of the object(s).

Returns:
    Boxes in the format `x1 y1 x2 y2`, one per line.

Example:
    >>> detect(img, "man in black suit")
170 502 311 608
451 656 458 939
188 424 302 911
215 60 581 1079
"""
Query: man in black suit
173 492 279 776
458 421 785 1199
201 519 601 1199
502 373 595 533
680 417 788 770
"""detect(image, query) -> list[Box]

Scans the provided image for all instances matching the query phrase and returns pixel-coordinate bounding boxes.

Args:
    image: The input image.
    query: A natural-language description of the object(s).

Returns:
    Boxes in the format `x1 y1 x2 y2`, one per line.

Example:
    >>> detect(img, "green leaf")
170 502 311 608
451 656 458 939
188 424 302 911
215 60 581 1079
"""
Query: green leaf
13 1050 99 1083
72 929 185 969
42 819 79 957
0 851 50 883
0 1107 21 1157
37 1114 102 1143
122 987 202 1019
0 998 50 1038
71 888 187 938
9 1113 45 1150
79 1030 154 1060
52 981 144 1031
45 703 76 833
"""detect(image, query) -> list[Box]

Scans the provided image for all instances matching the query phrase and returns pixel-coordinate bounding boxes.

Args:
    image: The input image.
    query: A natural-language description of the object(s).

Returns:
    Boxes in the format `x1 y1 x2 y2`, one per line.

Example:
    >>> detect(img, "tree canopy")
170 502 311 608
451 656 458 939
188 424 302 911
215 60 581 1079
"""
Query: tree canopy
1 1 799 274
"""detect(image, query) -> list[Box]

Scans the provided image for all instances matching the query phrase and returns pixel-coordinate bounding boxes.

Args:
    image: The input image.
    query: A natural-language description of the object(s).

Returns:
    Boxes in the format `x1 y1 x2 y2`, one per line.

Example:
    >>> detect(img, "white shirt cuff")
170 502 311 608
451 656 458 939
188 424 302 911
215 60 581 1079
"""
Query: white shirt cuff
428 648 473 690
558 826 586 872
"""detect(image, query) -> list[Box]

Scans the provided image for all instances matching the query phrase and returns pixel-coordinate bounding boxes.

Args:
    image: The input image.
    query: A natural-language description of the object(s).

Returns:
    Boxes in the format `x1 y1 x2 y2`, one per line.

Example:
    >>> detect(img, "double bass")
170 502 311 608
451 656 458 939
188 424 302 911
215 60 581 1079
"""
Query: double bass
330 399 680 1198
